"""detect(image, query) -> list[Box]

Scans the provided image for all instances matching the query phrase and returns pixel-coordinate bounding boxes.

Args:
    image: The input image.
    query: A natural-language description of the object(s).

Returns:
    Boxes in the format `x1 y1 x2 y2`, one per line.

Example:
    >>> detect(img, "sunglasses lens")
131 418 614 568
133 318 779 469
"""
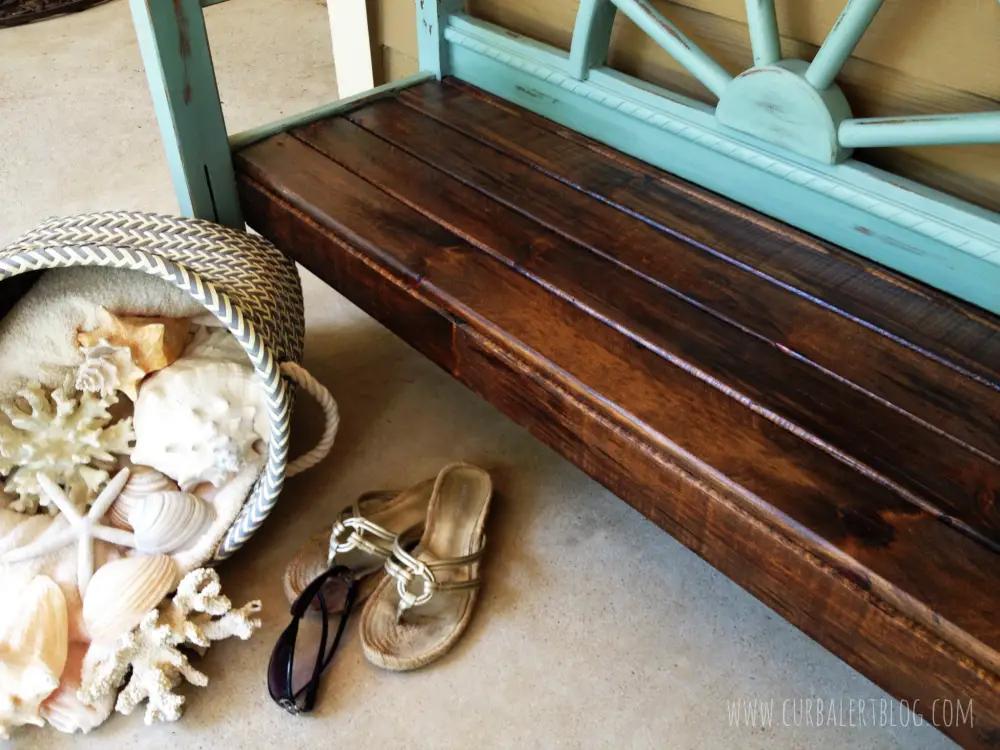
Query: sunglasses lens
291 578 352 691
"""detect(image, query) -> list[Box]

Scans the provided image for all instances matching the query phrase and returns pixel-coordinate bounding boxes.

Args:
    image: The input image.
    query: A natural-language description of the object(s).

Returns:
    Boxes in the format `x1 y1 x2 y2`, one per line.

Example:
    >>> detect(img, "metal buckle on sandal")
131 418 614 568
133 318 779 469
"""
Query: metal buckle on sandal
384 537 487 617
327 517 397 565
385 540 437 612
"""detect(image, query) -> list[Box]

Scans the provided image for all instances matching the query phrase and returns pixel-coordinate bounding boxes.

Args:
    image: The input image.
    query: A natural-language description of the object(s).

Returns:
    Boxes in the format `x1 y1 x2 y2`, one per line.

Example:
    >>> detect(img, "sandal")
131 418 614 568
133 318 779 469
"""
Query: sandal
360 463 493 671
283 482 434 613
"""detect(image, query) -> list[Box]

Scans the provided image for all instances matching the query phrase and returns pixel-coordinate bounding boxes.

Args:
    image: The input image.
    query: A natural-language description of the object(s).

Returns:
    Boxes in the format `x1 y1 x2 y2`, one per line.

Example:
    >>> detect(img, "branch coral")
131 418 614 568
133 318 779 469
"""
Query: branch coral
78 568 261 725
0 376 134 513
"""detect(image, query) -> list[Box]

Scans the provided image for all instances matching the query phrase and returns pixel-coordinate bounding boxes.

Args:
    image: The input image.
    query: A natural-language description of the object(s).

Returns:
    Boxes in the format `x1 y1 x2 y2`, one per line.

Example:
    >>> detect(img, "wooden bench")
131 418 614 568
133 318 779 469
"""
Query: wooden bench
129 2 1000 746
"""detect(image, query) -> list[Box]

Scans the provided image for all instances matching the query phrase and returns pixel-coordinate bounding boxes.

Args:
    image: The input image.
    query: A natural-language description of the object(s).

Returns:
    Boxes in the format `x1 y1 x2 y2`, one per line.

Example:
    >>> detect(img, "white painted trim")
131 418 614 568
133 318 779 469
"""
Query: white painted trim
327 0 375 98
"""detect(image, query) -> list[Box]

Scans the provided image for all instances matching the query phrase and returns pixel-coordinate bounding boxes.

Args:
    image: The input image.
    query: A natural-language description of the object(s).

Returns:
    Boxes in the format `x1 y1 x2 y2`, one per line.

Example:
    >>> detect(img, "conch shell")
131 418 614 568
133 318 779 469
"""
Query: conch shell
0 576 69 740
129 492 213 555
82 554 177 644
131 359 269 491
107 466 178 531
40 642 113 734
78 308 190 374
76 338 146 401
184 325 248 363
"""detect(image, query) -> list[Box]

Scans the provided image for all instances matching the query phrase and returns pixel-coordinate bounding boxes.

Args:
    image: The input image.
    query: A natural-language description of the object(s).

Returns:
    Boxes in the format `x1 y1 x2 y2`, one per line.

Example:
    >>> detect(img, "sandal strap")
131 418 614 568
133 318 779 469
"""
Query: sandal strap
327 491 400 564
384 536 485 612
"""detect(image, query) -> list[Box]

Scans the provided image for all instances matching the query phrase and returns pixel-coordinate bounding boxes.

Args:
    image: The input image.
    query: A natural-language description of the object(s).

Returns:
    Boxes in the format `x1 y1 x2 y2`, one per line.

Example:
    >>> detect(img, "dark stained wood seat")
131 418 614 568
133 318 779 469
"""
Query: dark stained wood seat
233 79 1000 747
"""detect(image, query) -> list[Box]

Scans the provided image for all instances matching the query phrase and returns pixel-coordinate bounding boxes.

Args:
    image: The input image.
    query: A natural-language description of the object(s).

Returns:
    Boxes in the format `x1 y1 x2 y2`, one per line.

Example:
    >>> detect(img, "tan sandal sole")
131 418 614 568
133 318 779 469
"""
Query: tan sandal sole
360 463 493 671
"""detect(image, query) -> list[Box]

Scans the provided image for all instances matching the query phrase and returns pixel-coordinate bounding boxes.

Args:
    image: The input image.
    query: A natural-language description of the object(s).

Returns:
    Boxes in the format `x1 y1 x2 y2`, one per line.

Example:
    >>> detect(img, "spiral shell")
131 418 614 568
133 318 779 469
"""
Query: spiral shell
75 338 146 401
82 555 176 643
129 491 213 555
106 467 178 531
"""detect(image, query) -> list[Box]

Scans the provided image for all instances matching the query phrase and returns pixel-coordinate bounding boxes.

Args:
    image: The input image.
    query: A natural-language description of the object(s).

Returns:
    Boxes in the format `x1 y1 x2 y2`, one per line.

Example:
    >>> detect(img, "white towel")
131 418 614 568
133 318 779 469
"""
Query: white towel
0 267 206 401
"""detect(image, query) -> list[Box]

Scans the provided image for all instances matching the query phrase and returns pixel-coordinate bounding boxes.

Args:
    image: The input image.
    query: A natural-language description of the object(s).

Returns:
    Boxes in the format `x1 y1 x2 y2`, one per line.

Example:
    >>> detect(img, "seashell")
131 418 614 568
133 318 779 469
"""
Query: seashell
184 325 249 363
0 575 69 739
131 358 269 491
129 491 213 554
76 338 146 401
0 510 122 644
78 307 190 374
107 466 178 531
172 458 264 576
82 554 176 643
40 642 113 734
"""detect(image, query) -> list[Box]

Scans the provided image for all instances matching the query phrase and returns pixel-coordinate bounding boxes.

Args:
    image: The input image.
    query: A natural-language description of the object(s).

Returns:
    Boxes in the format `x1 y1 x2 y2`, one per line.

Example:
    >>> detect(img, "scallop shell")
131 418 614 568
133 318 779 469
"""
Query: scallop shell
131 358 269 491
82 554 176 644
129 491 213 555
40 642 114 734
0 575 69 739
107 466 179 531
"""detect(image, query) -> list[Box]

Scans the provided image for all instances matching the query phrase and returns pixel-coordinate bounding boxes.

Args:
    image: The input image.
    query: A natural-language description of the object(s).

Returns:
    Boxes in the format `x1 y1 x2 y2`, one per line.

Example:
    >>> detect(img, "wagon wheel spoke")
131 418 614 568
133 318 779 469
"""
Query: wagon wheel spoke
805 0 884 90
609 0 732 99
839 111 1000 149
745 0 781 67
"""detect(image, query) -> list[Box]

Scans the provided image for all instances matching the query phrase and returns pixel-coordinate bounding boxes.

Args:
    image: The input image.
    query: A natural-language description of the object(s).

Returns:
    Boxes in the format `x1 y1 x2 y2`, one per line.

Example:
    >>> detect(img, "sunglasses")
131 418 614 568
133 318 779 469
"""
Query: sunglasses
268 565 360 714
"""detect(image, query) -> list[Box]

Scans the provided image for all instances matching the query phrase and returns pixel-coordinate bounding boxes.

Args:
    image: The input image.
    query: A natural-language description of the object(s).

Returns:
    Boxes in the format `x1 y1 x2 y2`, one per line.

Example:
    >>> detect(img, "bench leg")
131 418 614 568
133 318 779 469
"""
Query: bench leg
129 0 243 229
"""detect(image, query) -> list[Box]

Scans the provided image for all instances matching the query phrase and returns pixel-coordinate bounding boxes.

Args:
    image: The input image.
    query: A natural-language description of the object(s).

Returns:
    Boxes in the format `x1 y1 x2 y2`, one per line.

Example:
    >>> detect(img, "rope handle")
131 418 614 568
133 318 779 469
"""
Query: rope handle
280 361 340 478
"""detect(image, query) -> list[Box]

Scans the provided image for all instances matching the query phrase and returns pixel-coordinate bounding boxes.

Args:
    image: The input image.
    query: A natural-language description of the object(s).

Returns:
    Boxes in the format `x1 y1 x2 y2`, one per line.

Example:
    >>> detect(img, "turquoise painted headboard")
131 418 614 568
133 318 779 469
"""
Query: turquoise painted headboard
129 0 1000 315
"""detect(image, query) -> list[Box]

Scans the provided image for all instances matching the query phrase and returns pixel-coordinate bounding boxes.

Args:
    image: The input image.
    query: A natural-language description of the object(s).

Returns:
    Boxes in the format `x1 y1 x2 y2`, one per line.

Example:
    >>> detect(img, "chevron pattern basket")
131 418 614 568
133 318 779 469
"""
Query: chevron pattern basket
0 212 307 560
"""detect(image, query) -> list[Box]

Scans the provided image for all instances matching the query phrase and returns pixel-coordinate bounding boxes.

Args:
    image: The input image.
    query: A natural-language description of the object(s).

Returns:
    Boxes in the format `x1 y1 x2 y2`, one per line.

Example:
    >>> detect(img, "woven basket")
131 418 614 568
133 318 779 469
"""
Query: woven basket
0 212 331 561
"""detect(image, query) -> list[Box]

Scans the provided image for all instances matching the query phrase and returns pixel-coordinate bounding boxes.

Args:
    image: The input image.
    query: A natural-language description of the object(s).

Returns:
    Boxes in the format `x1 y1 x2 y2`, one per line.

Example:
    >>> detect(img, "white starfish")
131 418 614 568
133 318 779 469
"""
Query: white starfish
1 469 136 595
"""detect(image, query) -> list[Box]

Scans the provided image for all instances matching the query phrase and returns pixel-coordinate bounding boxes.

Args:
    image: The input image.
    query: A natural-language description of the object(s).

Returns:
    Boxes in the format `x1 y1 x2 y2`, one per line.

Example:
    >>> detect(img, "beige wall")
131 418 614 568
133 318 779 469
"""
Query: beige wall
372 0 1000 212
371 0 419 84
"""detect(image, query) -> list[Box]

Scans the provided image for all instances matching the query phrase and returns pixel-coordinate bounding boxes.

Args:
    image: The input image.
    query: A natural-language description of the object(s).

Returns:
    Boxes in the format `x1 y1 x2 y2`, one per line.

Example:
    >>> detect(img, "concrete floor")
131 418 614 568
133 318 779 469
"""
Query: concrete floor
0 2 958 748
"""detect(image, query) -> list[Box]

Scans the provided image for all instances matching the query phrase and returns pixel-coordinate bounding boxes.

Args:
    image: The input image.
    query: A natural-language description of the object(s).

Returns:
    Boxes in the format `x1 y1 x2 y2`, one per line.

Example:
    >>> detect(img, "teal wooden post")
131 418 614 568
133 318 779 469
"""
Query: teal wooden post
129 0 243 228
417 0 465 77
569 0 618 80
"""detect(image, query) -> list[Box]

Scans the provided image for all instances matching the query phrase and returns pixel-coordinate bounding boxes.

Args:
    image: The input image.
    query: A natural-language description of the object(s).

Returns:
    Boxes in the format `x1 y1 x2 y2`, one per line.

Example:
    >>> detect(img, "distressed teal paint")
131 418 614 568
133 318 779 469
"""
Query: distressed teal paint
805 0 884 90
129 0 242 228
229 72 436 150
745 0 781 66
568 0 617 80
840 111 1000 148
200 0 230 6
610 0 731 98
717 60 853 164
442 17 1000 315
417 0 465 77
